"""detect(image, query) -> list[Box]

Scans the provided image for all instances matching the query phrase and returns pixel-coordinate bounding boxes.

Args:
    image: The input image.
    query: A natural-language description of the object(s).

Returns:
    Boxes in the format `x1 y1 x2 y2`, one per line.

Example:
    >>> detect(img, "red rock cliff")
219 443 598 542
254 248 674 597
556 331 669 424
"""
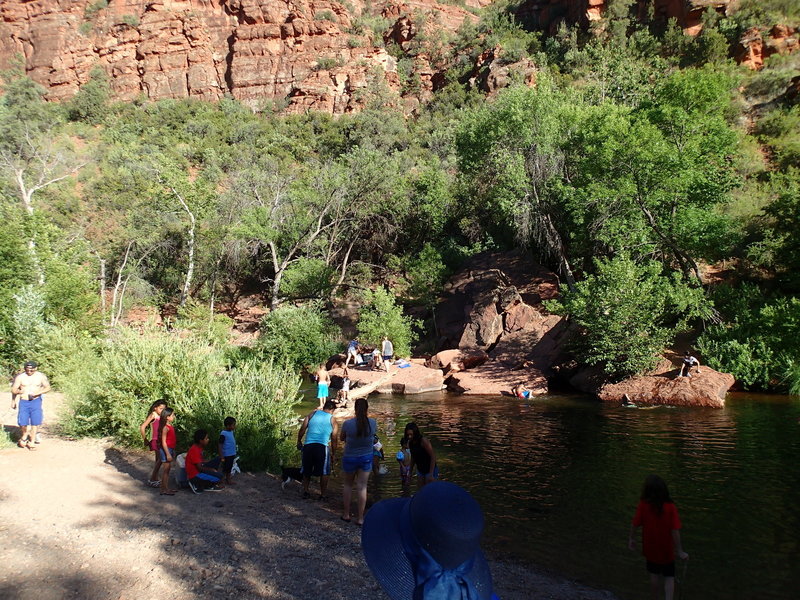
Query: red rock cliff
0 0 481 112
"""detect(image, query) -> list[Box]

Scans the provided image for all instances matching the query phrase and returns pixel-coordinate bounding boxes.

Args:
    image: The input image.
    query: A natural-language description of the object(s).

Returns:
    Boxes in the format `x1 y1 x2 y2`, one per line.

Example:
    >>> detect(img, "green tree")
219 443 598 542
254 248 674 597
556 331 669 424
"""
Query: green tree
357 286 419 358
548 256 711 379
256 302 341 371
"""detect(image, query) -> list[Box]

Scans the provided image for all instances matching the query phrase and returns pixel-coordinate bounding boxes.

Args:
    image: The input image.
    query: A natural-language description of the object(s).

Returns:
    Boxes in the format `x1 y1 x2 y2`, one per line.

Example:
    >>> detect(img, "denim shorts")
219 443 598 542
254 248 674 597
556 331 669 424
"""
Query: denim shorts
159 447 176 462
342 453 373 473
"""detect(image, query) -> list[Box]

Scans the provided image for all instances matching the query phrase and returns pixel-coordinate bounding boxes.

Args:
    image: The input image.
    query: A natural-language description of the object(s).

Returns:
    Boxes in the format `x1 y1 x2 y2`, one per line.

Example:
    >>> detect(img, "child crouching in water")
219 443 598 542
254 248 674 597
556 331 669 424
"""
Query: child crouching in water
629 474 689 600
396 436 411 486
186 429 224 493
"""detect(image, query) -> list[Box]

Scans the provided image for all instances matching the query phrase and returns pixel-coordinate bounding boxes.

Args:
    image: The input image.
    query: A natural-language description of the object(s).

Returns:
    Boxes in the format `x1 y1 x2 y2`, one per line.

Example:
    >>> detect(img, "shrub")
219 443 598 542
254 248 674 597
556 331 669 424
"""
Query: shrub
356 286 419 358
121 14 139 28
547 256 711 379
314 10 337 22
84 0 108 20
697 286 800 391
256 302 342 372
280 258 335 300
175 298 233 347
60 328 301 470
316 57 340 70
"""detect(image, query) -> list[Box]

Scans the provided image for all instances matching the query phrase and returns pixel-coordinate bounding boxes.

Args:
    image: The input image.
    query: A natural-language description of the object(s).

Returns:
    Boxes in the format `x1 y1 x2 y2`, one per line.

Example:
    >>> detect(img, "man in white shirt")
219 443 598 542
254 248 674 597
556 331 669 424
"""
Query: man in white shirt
11 361 51 449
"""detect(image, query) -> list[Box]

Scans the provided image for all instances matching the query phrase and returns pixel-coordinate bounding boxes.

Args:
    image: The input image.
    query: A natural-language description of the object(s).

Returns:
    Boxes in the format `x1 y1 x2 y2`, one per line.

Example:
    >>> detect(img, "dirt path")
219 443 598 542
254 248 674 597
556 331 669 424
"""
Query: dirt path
0 393 618 600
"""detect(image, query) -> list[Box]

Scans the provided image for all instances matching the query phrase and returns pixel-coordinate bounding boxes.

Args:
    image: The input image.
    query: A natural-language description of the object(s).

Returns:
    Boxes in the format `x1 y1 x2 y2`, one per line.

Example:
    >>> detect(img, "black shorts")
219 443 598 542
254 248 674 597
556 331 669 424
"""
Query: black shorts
222 455 236 475
646 560 675 577
301 443 331 477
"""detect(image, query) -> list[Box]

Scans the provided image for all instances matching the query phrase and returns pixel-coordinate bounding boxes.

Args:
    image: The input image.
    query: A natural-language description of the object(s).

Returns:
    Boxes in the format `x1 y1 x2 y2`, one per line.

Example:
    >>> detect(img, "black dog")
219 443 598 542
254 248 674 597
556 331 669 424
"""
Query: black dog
280 467 303 489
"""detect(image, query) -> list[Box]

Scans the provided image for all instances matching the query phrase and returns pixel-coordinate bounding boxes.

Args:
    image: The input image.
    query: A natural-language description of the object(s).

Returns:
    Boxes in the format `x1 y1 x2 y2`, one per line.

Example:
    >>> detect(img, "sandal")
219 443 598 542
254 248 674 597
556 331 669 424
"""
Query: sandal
160 490 176 496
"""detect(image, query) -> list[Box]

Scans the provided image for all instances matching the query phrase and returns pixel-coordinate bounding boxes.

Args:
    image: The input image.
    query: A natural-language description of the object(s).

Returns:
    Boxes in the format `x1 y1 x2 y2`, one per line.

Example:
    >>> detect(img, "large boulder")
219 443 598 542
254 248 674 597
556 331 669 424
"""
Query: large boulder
427 348 489 373
597 361 735 408
435 249 560 351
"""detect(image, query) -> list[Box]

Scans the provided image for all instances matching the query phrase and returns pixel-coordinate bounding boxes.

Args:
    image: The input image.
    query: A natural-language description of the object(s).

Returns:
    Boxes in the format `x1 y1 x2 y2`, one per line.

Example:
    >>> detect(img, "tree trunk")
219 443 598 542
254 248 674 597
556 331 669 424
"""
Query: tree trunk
173 187 196 308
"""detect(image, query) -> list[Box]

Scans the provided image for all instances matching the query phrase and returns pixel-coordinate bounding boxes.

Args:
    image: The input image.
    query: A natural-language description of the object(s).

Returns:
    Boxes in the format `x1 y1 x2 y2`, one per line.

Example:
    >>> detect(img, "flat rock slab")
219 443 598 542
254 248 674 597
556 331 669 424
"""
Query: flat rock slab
330 362 445 395
598 365 735 408
447 361 548 396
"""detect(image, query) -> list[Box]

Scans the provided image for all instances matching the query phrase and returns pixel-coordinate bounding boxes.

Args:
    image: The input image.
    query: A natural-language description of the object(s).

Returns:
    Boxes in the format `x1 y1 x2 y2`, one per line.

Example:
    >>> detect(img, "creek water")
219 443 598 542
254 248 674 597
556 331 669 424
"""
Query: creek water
297 389 800 599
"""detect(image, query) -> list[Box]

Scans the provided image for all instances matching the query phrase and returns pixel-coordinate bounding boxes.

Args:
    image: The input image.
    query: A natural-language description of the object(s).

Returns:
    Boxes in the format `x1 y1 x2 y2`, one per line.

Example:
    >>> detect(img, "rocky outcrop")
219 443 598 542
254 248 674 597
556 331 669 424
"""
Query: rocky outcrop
432 250 568 396
465 45 538 94
426 348 488 373
735 25 799 70
328 360 445 395
0 0 478 112
514 0 734 35
596 360 735 408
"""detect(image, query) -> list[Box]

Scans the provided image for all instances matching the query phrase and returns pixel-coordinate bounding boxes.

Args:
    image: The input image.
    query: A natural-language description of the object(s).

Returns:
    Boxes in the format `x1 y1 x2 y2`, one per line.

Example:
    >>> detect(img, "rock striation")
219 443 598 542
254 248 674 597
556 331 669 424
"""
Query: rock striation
0 0 486 112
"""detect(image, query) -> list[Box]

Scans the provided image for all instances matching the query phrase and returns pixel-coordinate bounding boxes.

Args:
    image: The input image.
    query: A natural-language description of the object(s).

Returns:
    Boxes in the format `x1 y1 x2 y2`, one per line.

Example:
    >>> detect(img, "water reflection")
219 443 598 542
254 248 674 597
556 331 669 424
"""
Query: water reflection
297 390 800 599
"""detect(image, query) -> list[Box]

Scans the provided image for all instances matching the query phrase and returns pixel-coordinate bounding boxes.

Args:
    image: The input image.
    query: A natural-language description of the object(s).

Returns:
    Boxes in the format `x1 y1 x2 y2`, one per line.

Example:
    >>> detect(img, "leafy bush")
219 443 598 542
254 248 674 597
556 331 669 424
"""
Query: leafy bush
61 327 301 470
356 286 419 358
280 258 335 300
121 14 139 27
314 10 337 22
697 285 800 391
174 298 233 347
256 302 341 372
316 57 340 70
547 256 711 379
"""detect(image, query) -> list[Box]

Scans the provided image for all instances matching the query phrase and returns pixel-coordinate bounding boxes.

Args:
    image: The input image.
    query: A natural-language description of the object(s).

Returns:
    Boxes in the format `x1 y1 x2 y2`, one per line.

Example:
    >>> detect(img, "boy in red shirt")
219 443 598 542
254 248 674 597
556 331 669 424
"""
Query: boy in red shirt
186 429 224 493
629 475 689 600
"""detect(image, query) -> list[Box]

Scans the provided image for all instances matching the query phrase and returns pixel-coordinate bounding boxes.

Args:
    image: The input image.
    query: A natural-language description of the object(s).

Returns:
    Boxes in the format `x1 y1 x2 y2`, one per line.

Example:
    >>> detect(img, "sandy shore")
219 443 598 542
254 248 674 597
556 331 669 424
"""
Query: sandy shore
0 394 618 600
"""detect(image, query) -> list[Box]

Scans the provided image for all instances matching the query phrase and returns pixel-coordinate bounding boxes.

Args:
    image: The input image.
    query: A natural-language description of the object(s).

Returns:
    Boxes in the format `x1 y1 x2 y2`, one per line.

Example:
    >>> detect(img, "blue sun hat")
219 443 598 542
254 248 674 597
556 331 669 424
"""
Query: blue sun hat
362 481 494 600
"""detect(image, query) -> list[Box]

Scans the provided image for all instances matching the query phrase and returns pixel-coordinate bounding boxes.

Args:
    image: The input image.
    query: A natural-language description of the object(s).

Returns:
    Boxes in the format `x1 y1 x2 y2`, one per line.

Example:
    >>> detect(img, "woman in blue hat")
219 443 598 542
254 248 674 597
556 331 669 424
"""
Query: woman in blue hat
362 481 497 600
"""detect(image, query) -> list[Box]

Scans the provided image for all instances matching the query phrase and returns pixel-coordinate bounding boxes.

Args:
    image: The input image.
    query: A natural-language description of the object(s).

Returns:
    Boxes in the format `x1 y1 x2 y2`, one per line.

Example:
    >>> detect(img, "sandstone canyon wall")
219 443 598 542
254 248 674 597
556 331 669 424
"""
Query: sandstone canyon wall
0 0 482 113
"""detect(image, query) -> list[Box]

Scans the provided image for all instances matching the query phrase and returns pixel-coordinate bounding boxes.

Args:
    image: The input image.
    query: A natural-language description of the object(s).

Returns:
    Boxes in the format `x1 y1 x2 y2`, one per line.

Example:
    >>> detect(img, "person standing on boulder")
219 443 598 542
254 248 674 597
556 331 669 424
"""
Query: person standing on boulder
679 352 701 378
11 361 50 450
345 338 360 367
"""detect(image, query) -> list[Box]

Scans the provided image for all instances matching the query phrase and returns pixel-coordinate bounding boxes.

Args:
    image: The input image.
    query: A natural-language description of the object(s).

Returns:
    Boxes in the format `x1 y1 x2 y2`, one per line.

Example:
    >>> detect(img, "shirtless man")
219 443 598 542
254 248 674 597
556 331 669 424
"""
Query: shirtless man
11 361 51 449
316 365 330 409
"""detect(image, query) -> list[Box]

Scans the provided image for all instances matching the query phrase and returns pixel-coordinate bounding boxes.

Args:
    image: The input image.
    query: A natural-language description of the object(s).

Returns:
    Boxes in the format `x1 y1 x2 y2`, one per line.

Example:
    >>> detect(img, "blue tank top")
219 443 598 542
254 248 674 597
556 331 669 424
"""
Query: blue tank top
219 429 236 456
305 410 334 445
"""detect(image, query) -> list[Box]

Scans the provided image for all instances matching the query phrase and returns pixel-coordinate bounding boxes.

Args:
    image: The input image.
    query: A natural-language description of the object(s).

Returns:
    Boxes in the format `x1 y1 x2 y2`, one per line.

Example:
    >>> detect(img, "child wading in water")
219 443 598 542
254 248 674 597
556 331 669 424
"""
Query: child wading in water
396 436 411 486
158 408 178 495
629 474 689 600
139 400 167 488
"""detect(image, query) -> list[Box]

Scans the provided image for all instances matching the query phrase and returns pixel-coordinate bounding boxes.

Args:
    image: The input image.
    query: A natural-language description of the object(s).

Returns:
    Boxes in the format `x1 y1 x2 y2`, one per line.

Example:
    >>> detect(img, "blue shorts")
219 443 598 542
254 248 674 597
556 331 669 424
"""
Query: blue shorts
159 447 176 462
196 472 222 483
383 355 392 362
342 453 373 473
317 382 329 398
18 396 43 427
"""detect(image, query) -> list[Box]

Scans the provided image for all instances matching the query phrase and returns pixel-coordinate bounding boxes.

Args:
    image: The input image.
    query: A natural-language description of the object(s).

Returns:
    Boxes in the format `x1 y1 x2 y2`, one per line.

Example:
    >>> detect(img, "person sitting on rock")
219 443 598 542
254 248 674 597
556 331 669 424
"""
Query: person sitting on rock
679 352 701 378
512 384 531 400
370 348 383 371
